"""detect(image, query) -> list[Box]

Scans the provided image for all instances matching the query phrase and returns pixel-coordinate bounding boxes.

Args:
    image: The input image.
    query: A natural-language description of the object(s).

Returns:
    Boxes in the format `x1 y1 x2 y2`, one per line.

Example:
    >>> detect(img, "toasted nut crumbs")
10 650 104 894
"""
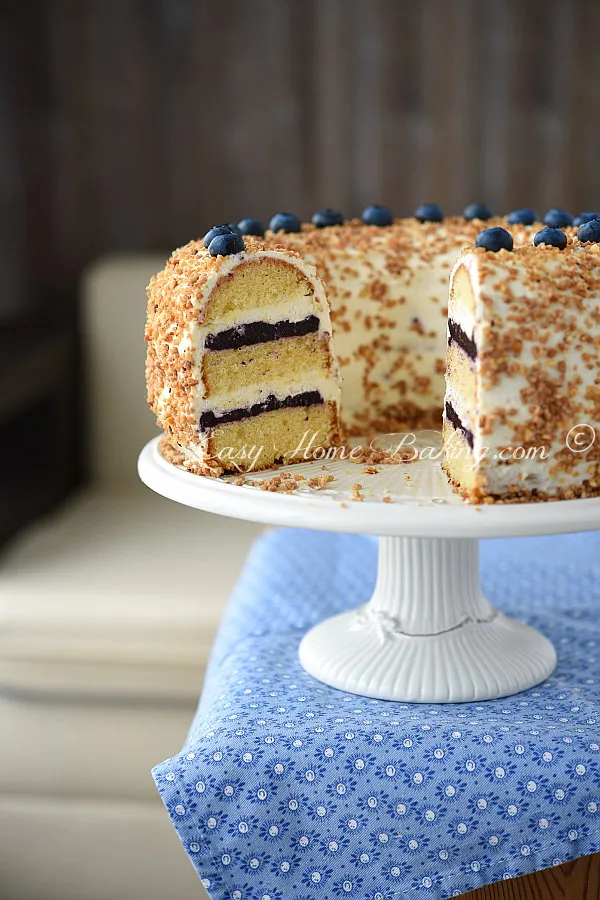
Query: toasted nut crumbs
350 483 364 502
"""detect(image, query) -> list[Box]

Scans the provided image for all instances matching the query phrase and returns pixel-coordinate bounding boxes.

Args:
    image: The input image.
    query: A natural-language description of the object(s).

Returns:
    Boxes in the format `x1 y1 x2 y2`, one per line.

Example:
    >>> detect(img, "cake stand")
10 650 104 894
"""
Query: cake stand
138 433 600 703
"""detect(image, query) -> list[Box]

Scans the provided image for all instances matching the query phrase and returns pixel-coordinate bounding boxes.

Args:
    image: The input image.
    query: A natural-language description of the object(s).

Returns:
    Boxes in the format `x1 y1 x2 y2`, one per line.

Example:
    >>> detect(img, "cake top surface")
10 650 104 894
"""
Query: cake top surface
147 212 597 323
148 214 550 306
456 238 600 290
266 215 538 257
148 235 302 292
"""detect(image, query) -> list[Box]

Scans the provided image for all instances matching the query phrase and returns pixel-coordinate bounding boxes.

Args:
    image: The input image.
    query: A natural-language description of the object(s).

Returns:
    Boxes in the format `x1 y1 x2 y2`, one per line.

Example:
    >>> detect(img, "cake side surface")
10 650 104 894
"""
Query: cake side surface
444 240 600 501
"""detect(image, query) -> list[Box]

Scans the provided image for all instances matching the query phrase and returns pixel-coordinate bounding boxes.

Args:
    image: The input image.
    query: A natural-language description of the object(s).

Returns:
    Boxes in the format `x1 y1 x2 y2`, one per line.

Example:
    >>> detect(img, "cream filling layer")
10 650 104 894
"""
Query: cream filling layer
176 296 326 359
444 383 474 434
193 373 340 420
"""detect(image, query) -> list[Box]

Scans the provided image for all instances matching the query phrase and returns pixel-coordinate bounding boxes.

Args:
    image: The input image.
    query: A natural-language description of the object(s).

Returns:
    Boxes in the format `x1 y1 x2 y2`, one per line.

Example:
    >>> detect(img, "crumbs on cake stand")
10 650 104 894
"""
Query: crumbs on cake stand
222 434 427 501
231 471 335 494
351 483 364 502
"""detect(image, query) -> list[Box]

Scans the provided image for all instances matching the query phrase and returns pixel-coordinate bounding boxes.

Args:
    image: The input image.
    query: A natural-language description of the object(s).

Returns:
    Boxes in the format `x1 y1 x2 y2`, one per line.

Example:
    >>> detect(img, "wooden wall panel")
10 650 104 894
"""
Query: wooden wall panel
1 0 600 317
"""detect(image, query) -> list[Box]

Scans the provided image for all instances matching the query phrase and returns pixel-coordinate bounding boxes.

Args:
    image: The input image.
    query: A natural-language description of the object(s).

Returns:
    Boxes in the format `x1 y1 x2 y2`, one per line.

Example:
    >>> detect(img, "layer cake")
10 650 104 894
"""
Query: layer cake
146 207 599 501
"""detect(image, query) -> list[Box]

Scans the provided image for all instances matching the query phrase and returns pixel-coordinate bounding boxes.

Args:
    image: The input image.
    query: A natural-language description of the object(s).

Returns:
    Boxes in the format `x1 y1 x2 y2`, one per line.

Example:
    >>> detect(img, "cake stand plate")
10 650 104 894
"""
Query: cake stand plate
138 434 600 703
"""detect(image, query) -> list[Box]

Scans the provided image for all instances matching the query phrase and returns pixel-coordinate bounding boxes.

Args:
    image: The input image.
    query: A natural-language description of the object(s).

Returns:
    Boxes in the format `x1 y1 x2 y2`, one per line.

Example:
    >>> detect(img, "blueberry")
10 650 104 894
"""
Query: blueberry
203 224 236 248
507 208 537 226
543 209 573 228
226 222 242 235
362 205 394 226
573 211 600 227
268 212 302 234
463 203 492 221
533 227 567 249
475 227 513 252
577 220 600 244
237 217 265 237
208 232 245 257
312 208 344 228
414 203 443 223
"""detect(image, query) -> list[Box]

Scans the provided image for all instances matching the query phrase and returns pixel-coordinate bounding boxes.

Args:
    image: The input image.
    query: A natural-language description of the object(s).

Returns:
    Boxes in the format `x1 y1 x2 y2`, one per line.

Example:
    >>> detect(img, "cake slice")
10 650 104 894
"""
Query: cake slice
146 235 341 475
443 229 600 501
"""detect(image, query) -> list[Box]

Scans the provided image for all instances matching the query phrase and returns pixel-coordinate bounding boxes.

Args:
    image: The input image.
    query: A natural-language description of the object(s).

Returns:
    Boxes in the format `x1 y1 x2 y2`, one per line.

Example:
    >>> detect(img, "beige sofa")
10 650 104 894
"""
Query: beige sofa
0 257 261 900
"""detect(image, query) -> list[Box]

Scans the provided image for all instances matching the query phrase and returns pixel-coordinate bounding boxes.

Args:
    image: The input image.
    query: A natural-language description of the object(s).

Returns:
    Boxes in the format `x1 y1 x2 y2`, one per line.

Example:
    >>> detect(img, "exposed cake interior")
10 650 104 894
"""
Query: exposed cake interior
208 403 339 472
146 247 341 474
444 263 479 492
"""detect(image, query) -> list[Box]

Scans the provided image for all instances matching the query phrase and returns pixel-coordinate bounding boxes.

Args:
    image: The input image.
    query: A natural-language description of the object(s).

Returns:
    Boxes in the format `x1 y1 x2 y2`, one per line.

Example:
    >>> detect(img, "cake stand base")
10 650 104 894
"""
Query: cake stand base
299 536 557 703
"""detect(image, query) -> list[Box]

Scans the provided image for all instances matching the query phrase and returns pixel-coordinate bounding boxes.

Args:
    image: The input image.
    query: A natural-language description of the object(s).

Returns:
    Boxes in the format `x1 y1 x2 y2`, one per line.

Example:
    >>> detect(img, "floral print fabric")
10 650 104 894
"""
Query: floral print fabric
154 529 600 899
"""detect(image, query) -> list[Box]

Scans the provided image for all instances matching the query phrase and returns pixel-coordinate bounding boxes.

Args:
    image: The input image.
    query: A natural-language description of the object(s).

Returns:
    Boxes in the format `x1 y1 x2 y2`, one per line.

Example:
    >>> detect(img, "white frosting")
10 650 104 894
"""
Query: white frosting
444 381 474 432
175 435 211 470
202 295 320 332
298 245 456 426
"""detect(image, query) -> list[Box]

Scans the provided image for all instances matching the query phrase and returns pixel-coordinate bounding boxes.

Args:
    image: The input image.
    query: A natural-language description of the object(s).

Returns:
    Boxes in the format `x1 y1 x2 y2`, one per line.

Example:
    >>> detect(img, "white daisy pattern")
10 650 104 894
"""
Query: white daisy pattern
153 530 600 899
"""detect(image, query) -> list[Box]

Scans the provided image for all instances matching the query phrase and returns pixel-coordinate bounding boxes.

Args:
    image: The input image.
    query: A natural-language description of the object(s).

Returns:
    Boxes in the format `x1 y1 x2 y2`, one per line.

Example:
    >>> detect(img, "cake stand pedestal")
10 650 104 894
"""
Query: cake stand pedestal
299 535 554 702
138 434 600 703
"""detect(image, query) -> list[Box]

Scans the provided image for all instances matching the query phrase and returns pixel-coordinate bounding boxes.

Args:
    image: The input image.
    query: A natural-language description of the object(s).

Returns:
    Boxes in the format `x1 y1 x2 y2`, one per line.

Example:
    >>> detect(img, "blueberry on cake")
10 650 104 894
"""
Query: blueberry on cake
146 234 341 475
444 225 600 502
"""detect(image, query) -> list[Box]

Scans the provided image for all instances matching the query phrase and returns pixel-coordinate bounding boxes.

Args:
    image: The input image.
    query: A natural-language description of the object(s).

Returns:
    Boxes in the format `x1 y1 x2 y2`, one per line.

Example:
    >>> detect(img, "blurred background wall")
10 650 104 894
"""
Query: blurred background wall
1 0 600 536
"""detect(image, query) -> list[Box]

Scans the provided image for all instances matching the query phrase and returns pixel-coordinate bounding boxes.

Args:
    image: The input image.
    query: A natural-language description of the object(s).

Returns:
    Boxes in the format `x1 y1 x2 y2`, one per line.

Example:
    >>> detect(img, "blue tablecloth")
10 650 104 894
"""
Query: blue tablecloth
154 529 600 899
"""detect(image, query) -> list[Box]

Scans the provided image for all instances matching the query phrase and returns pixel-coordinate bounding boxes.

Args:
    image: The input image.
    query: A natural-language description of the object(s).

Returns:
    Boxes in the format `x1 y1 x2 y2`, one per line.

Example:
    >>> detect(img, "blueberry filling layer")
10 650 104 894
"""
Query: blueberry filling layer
205 315 320 352
199 390 323 432
445 400 474 450
448 319 477 361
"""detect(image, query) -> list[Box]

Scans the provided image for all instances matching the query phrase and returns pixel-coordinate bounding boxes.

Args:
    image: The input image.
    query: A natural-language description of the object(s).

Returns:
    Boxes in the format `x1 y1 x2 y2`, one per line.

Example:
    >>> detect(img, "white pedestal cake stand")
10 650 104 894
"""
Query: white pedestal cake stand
138 433 600 703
